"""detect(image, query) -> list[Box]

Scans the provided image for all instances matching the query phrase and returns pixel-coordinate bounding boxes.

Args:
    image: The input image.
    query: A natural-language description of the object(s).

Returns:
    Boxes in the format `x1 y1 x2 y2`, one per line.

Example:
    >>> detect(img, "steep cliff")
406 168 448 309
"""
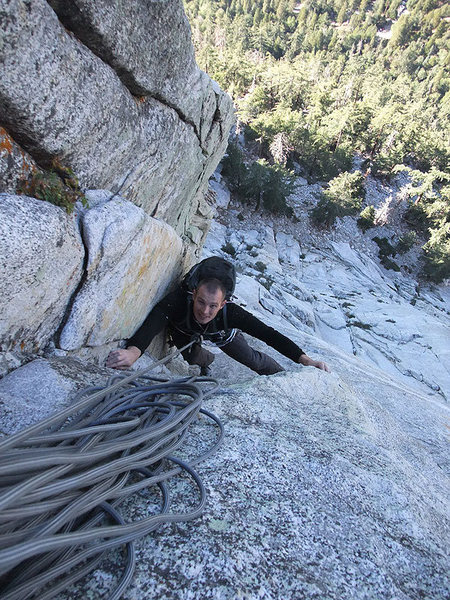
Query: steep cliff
0 0 234 372
1 180 448 600
0 267 447 599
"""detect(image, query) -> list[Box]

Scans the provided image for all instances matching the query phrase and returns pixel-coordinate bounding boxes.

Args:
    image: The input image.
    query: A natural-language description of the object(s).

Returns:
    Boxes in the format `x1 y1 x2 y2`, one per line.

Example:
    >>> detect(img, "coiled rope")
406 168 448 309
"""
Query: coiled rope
0 341 224 600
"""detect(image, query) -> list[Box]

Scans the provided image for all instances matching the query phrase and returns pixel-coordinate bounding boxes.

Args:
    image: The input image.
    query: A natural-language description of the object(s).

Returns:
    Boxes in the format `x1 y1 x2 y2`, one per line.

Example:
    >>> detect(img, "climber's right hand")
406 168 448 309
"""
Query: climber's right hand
106 346 142 370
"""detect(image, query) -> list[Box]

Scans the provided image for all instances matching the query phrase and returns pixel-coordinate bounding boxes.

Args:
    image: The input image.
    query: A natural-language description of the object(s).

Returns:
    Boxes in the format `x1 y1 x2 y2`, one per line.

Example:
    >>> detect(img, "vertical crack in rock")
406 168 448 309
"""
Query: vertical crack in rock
54 216 89 349
150 200 161 219
202 97 223 158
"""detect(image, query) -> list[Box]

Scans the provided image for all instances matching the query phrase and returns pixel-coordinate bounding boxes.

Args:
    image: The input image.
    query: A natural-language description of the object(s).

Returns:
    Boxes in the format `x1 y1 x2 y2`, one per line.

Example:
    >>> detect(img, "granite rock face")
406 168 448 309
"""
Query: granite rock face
0 0 234 234
59 195 183 350
1 201 448 597
47 0 214 136
204 220 450 402
127 369 448 600
0 352 447 599
0 194 84 360
0 0 233 370
0 357 109 436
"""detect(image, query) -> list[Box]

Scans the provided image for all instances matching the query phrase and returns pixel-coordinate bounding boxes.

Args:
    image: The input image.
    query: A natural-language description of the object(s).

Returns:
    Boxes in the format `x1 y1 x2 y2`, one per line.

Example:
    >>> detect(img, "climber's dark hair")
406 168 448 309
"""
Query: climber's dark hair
196 278 227 299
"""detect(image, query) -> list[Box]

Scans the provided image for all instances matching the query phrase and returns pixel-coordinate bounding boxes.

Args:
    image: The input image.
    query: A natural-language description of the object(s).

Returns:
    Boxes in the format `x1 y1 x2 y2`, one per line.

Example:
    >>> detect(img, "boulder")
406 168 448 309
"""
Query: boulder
0 0 234 235
209 178 231 209
0 357 109 436
276 231 301 266
59 196 183 350
0 194 84 363
47 0 211 135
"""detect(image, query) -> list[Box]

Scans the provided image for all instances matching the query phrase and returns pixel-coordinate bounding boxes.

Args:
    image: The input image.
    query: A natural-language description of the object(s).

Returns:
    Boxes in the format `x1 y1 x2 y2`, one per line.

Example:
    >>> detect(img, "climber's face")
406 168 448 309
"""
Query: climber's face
192 285 226 324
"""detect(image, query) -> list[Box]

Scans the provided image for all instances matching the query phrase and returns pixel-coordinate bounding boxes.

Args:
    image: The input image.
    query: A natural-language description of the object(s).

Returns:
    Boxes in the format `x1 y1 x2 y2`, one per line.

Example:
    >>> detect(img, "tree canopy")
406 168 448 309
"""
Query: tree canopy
184 0 450 281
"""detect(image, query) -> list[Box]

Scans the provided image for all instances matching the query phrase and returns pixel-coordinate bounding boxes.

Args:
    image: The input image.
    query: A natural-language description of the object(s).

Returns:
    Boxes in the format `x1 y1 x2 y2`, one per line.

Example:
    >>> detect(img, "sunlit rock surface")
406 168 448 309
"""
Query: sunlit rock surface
2 206 448 598
203 220 450 402
122 369 448 600
59 195 183 350
0 354 447 599
47 0 219 138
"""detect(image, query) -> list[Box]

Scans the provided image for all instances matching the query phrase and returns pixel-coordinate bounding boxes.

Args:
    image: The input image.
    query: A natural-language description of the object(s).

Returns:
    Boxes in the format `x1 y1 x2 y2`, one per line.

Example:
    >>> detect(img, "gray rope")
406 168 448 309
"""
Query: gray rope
0 342 224 599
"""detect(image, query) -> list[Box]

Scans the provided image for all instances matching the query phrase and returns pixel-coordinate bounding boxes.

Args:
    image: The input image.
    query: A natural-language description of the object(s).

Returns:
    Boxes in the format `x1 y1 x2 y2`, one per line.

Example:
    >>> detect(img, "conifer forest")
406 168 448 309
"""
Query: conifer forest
184 0 450 282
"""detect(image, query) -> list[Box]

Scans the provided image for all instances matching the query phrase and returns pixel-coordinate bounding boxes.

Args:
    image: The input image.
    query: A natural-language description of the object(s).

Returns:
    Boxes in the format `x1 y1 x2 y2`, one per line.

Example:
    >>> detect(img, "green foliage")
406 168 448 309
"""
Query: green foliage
388 13 419 48
396 231 417 253
421 222 450 282
221 145 295 215
381 256 401 271
311 171 365 227
221 141 248 194
18 160 88 213
357 204 376 231
242 159 295 214
310 197 341 228
373 236 397 257
186 0 449 279
404 201 430 233
398 167 450 281
184 0 449 183
221 242 237 257
258 274 274 291
254 260 267 273
372 235 401 270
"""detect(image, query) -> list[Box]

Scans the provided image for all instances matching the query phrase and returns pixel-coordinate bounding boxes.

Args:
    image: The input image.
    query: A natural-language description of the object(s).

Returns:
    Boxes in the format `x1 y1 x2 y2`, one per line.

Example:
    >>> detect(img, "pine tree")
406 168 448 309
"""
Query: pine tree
337 2 348 24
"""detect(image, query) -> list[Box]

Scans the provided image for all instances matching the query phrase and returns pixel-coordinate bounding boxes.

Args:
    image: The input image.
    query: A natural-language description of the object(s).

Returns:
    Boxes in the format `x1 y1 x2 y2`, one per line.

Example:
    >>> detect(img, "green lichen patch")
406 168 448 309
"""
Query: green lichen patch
17 159 88 214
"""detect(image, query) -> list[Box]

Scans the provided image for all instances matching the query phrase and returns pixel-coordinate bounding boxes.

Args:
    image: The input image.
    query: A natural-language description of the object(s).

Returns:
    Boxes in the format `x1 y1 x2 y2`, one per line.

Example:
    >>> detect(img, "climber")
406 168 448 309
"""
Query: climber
106 256 330 375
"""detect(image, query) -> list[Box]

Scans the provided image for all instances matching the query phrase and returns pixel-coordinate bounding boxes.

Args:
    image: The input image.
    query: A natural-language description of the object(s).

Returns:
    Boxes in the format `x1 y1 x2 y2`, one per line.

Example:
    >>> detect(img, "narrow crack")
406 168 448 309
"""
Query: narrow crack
54 216 89 349
202 100 222 155
3 6 225 189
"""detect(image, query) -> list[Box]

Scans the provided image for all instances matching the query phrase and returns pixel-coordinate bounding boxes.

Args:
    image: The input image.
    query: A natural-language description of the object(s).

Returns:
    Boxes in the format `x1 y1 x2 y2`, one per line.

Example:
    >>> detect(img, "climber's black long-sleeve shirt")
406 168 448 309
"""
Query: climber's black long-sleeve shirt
127 287 305 363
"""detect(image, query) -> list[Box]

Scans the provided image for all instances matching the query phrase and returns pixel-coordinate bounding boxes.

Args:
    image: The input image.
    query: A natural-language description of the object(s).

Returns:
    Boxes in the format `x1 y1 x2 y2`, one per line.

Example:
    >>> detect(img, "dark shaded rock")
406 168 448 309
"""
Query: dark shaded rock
0 126 36 193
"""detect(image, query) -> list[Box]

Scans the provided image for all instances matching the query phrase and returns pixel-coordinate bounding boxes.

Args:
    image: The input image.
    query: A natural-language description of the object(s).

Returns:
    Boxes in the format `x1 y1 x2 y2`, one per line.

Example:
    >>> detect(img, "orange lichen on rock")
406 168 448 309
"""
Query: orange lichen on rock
0 127 14 155
1 126 36 187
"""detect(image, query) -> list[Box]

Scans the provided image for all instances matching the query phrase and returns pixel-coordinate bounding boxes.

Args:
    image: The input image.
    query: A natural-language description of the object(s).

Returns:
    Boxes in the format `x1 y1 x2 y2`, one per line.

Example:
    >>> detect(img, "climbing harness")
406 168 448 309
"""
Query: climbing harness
0 341 224 600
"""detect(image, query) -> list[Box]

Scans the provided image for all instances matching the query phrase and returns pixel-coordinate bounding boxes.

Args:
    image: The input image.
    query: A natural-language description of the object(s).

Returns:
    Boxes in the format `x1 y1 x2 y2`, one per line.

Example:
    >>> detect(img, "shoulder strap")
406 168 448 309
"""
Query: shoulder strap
222 302 228 331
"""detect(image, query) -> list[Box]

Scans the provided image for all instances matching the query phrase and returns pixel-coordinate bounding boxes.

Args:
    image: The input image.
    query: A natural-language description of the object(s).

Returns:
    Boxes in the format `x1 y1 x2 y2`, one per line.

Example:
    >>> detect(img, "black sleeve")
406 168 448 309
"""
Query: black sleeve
126 289 184 354
226 303 305 363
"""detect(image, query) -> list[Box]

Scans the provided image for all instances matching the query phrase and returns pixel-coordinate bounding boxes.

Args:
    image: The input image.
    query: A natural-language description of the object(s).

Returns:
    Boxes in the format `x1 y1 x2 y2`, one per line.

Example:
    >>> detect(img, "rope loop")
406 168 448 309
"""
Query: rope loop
0 343 224 600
